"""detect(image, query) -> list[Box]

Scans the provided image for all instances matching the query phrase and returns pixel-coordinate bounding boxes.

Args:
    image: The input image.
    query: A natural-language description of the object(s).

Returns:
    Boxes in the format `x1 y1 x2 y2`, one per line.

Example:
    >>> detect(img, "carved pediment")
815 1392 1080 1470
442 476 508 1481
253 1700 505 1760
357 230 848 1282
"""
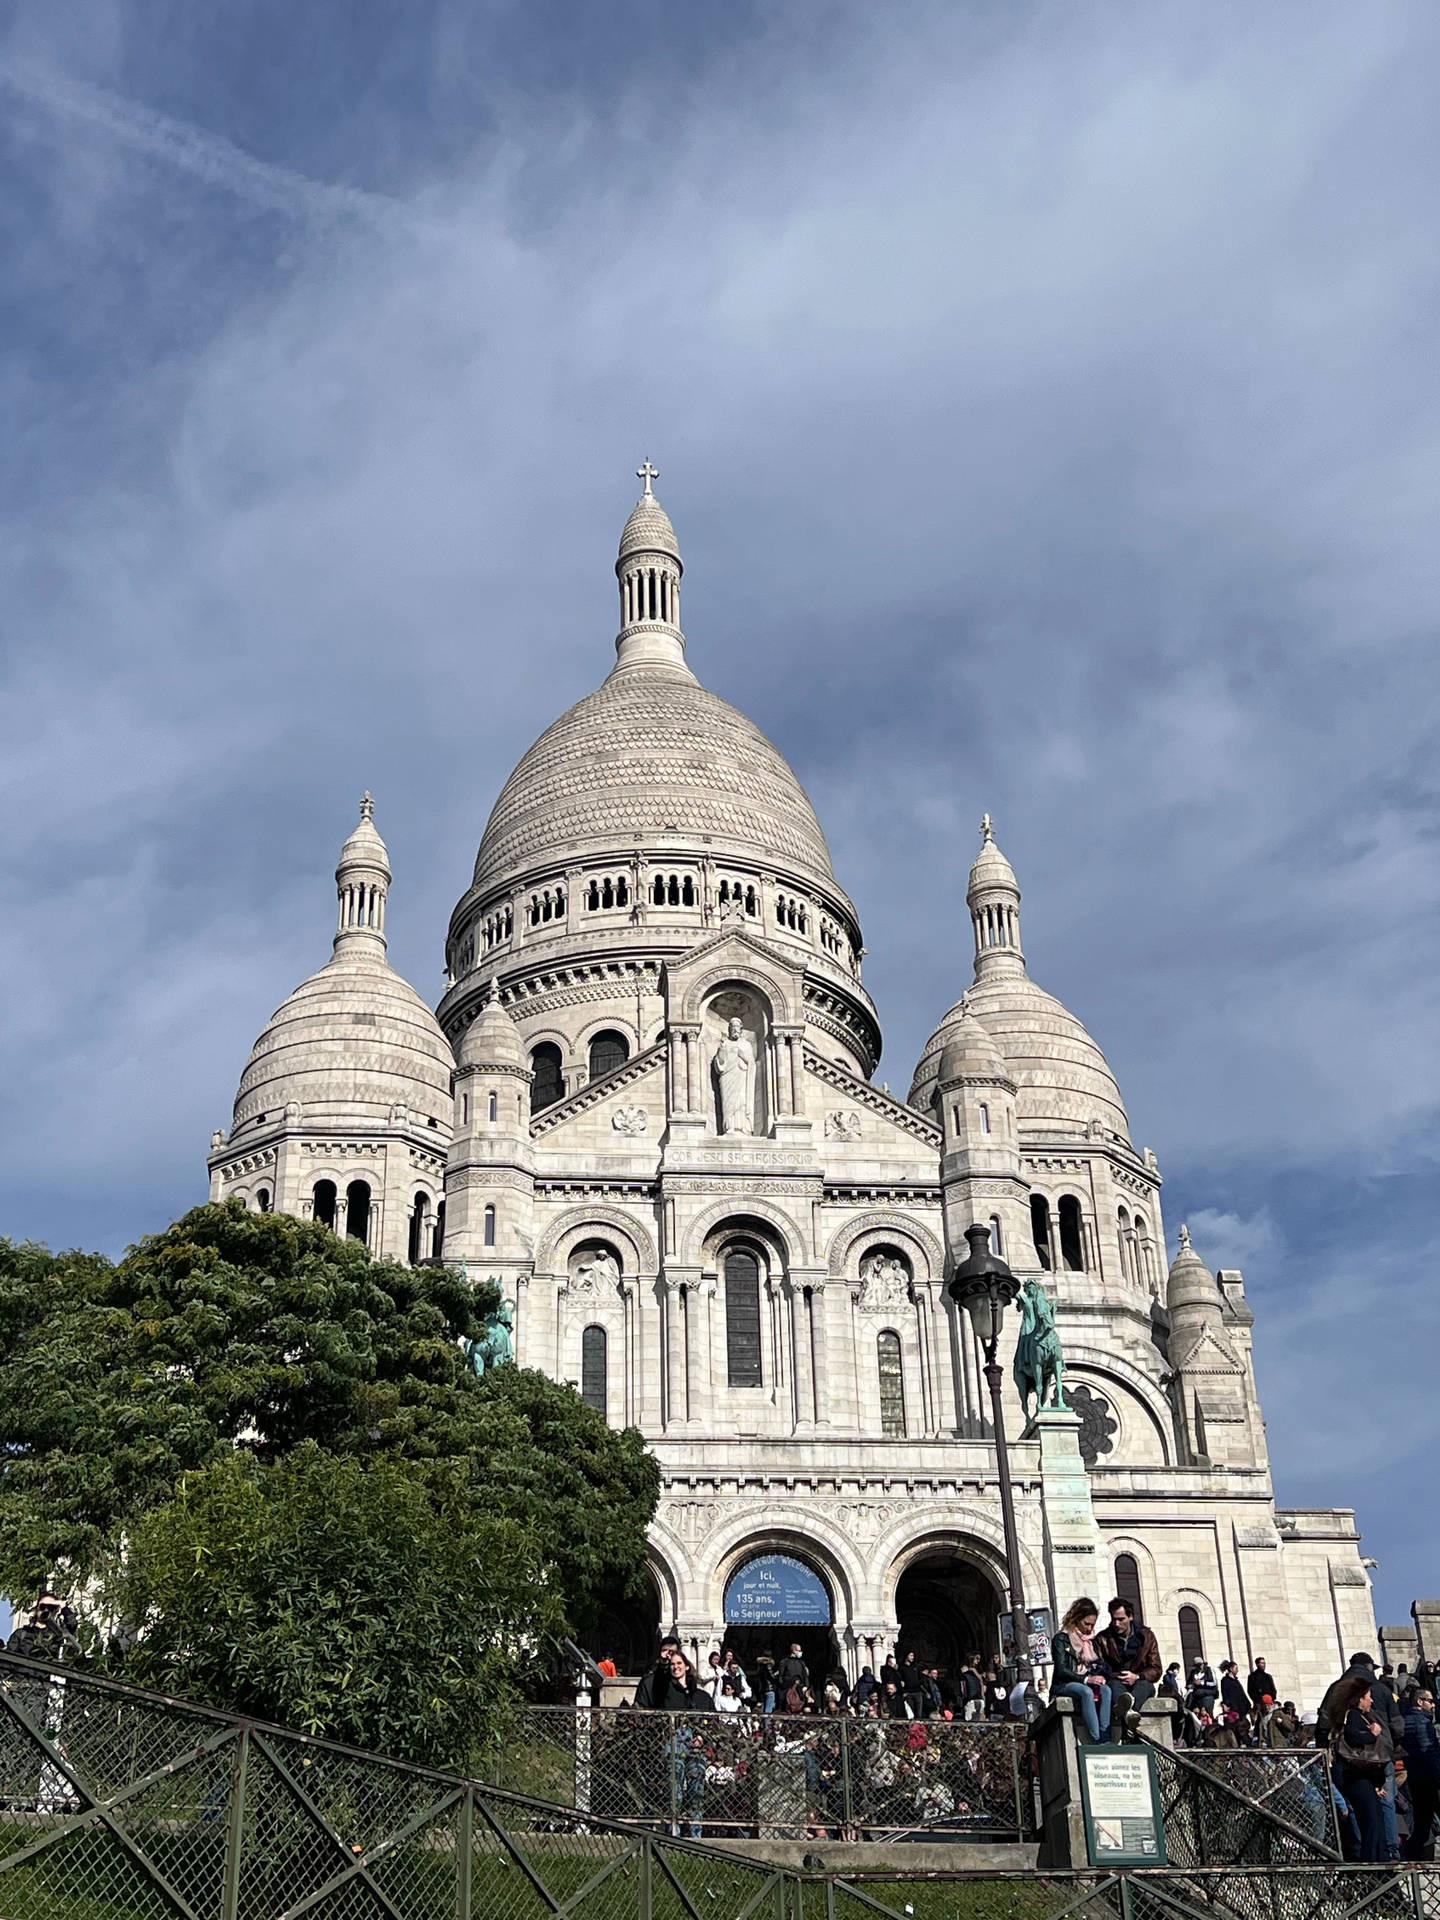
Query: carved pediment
1171 1325 1245 1376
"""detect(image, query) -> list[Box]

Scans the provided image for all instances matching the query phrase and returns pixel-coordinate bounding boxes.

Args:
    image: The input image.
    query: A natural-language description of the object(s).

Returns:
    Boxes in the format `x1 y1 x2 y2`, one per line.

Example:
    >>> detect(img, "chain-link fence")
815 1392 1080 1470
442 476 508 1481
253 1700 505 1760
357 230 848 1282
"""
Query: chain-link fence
1149 1741 1343 1866
491 1706 1036 1840
6 1650 1440 1920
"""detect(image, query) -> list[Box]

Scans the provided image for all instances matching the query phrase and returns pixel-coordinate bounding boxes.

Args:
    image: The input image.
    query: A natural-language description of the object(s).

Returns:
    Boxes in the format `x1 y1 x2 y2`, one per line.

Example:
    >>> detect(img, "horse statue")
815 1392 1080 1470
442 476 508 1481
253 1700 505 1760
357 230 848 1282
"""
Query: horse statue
465 1297 515 1376
1013 1279 1066 1420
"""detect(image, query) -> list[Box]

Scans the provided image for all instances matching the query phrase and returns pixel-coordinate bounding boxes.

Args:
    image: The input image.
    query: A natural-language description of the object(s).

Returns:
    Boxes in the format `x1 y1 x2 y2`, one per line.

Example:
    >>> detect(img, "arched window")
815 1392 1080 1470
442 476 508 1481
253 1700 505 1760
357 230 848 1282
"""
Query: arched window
407 1193 430 1264
616 876 629 906
724 1247 763 1388
434 1200 445 1259
1117 1207 1132 1282
345 1180 371 1246
989 1214 1003 1256
588 1030 630 1081
581 1326 607 1416
488 1091 498 1123
586 881 600 910
1058 1195 1085 1271
1114 1553 1143 1619
877 1331 905 1437
255 1188 271 1213
667 875 680 906
484 1205 496 1248
681 875 695 906
312 1180 337 1231
1030 1194 1052 1271
979 1102 991 1134
530 1043 563 1113
1178 1605 1205 1672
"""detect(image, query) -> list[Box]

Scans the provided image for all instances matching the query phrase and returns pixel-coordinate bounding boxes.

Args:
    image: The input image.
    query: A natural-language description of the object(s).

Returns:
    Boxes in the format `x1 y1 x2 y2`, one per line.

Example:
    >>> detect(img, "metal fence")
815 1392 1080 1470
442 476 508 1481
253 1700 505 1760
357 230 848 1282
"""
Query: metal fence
490 1706 1037 1840
1150 1742 1343 1866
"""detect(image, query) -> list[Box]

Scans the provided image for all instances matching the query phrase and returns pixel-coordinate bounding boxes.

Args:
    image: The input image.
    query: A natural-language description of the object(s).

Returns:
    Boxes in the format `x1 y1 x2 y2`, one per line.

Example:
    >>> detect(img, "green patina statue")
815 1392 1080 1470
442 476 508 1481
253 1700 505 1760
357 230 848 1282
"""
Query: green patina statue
1013 1278 1067 1419
465 1297 515 1375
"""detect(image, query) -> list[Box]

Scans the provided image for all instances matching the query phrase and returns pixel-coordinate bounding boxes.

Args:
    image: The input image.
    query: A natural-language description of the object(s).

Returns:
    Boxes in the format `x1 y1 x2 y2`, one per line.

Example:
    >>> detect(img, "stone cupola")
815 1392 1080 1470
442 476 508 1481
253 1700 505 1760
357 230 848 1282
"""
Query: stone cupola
967 813 1025 983
614 459 687 674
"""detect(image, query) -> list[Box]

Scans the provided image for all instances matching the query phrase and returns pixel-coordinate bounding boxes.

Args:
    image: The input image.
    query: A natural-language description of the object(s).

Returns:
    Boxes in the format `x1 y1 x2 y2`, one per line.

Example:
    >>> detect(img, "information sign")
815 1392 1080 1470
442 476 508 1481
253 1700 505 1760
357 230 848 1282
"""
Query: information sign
723 1554 831 1626
1078 1744 1167 1865
999 1605 1054 1671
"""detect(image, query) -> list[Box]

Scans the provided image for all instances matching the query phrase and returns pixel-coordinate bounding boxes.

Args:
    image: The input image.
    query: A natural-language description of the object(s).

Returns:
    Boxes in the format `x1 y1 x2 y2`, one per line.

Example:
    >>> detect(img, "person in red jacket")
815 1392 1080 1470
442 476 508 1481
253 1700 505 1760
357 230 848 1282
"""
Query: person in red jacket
1097 1598 1163 1733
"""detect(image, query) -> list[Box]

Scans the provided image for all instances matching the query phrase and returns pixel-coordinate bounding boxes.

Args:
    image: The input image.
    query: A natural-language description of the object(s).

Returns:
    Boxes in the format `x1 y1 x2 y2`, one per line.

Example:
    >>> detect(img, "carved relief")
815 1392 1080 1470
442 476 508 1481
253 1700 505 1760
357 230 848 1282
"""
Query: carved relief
565 1242 623 1299
612 1106 649 1134
825 1109 863 1141
667 1500 723 1543
854 1250 913 1314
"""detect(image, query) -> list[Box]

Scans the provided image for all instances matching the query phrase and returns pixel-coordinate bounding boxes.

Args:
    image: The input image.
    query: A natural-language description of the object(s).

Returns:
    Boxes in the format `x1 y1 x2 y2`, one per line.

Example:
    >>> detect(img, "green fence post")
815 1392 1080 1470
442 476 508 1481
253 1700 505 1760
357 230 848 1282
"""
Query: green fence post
456 1783 473 1920
840 1719 853 1838
221 1726 249 1920
1119 1872 1133 1920
638 1834 652 1920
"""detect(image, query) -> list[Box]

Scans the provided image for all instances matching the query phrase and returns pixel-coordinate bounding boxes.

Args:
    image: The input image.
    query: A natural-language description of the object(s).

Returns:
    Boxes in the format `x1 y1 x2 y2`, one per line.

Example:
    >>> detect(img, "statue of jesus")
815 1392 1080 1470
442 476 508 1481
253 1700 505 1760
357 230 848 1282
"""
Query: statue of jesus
714 1016 755 1135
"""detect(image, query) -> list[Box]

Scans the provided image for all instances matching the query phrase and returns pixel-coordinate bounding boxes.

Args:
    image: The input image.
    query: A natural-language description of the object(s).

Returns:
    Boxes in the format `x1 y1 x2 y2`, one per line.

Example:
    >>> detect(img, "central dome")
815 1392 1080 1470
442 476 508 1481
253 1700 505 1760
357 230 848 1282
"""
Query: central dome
471 665 837 897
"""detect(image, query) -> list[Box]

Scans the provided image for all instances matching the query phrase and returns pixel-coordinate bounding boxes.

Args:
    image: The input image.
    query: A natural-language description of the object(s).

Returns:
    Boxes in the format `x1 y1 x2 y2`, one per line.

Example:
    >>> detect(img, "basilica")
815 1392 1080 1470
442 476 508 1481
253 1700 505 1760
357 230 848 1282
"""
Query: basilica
207 469 1375 1705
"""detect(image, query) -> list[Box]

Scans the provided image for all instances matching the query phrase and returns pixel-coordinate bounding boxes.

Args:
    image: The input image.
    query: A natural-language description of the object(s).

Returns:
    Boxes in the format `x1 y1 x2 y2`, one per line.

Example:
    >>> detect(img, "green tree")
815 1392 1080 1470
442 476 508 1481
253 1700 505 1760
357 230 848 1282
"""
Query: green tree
114 1443 560 1765
0 1202 658 1652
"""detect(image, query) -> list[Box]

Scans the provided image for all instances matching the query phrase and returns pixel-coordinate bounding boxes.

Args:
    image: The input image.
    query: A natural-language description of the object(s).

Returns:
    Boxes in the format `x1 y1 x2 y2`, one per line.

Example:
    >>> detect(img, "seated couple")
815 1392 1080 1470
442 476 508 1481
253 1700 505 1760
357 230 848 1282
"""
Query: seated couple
1050 1596 1162 1742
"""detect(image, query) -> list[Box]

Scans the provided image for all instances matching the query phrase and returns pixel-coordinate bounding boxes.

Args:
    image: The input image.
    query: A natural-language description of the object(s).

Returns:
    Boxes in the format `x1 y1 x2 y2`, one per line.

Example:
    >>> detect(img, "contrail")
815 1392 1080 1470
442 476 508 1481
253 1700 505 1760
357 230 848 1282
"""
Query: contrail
0 57 398 228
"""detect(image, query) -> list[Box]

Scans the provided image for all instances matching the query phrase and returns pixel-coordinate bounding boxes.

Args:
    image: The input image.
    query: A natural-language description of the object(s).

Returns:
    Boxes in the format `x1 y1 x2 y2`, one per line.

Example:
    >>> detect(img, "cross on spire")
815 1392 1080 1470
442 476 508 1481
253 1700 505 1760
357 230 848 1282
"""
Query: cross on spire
360 791 375 821
636 458 659 497
980 812 994 843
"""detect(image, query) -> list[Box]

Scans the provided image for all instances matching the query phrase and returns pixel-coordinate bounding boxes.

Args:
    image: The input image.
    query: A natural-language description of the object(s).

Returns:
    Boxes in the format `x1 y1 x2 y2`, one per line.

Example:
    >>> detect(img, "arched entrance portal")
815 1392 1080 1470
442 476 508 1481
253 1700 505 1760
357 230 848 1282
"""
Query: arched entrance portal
895 1550 1002 1675
588 1570 662 1676
722 1552 841 1695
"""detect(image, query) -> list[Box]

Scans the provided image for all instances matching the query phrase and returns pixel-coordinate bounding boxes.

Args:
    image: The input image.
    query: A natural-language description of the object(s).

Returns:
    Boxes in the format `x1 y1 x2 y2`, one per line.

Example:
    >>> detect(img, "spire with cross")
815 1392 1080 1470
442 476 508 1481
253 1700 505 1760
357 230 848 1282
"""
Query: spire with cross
636 458 659 498
980 812 994 844
360 791 375 822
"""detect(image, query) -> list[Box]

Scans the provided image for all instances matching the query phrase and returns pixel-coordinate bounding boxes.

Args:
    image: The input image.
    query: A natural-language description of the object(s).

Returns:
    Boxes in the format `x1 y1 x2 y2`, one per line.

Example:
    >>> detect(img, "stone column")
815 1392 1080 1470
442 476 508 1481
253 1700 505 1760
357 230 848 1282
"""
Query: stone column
663 1278 688 1429
687 1277 716 1429
809 1280 831 1427
788 1281 814 1429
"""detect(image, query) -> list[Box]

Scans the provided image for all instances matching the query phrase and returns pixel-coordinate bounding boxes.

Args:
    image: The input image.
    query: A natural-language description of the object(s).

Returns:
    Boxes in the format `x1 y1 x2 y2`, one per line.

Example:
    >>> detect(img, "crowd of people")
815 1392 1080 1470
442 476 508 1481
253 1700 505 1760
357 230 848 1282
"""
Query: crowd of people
603 1602 1440 1860
624 1638 1018 1723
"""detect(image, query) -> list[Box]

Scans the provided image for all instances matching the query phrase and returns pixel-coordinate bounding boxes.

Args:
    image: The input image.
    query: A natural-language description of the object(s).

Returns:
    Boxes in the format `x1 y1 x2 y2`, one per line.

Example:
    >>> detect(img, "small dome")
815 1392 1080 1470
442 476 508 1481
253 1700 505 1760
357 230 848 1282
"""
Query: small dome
1167 1225 1220 1314
936 1007 1011 1086
231 948 454 1136
968 817 1018 900
618 488 680 563
458 983 523 1069
337 794 390 880
911 978 1129 1138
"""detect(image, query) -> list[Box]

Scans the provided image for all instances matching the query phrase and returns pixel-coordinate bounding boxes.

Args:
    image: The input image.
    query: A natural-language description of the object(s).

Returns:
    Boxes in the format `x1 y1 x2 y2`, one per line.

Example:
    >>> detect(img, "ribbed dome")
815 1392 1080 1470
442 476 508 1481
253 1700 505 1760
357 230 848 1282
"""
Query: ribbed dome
618 494 680 561
936 1007 1012 1086
231 949 454 1136
1167 1225 1220 1314
471 664 838 896
911 979 1129 1139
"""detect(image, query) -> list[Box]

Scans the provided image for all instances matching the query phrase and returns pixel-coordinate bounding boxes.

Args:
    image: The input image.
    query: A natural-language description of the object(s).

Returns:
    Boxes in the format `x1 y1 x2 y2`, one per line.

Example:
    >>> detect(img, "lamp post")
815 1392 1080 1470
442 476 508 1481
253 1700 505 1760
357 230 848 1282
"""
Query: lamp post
948 1222 1032 1687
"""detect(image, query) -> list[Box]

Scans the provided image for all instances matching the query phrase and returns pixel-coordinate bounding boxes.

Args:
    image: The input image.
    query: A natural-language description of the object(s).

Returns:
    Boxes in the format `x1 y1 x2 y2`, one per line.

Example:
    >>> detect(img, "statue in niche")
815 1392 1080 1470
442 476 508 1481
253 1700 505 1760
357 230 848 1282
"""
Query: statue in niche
856 1251 912 1313
569 1245 621 1297
713 1016 756 1135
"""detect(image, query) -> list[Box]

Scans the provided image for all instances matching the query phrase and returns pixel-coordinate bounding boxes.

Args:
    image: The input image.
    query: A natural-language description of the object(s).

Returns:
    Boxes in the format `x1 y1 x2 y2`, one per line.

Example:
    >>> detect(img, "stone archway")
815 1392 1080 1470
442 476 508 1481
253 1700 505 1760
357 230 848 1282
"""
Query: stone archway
894 1549 1003 1675
720 1548 842 1698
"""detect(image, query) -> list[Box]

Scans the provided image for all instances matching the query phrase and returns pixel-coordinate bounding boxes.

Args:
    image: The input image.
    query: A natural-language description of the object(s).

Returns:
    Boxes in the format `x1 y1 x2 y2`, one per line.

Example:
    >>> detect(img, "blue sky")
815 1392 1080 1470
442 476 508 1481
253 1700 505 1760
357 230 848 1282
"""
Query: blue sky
2 0 1437 1635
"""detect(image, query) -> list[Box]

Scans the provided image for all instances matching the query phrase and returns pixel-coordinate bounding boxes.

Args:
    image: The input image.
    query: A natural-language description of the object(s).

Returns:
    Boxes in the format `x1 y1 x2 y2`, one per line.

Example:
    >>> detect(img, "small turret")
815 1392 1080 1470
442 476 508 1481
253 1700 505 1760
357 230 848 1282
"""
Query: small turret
967 814 1025 983
1165 1225 1254 1467
936 1006 1029 1274
444 980 535 1266
334 793 390 956
614 459 688 674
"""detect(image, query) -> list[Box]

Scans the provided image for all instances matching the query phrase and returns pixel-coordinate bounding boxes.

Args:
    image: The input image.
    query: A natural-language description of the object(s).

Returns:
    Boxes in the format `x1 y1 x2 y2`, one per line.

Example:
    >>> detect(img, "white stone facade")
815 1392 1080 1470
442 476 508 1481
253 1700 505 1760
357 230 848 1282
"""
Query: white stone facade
209 473 1376 1705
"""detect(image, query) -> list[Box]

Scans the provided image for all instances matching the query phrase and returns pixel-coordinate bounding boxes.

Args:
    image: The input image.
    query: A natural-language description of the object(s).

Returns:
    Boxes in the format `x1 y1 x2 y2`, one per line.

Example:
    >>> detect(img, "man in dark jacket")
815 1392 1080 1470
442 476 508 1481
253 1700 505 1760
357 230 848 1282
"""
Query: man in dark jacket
6 1594 79 1665
1402 1687 1439 1861
1247 1658 1276 1708
1097 1600 1163 1730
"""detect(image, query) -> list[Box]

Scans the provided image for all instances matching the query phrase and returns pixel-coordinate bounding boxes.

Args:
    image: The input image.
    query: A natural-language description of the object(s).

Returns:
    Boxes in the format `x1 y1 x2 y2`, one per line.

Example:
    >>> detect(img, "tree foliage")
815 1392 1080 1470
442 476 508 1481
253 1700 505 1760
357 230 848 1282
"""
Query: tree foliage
114 1444 559 1764
0 1201 661 1754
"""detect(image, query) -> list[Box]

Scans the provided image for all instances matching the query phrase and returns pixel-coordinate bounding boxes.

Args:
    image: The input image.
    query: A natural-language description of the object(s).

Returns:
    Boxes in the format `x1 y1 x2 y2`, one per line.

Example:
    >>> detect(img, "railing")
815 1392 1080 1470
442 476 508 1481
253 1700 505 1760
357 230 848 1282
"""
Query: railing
491 1705 1037 1840
4 1650 1436 1920
1149 1741 1343 1865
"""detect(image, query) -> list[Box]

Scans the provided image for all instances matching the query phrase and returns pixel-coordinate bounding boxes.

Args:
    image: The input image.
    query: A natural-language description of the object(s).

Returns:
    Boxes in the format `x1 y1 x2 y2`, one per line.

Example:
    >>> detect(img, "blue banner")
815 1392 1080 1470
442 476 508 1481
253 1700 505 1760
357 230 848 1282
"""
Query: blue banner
723 1554 831 1625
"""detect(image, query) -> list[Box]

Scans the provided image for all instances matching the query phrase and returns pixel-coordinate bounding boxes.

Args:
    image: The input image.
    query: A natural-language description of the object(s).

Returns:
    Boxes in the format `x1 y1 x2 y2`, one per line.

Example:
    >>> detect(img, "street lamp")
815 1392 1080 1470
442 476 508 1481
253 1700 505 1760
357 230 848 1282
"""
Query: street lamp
948 1222 1032 1688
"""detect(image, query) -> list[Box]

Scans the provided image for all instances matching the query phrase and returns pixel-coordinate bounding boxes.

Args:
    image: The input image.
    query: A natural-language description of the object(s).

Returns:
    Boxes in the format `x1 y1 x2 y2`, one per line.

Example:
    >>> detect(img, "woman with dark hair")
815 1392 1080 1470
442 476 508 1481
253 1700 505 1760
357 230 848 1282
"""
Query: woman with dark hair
1328 1672 1388 1862
1050 1598 1113 1743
